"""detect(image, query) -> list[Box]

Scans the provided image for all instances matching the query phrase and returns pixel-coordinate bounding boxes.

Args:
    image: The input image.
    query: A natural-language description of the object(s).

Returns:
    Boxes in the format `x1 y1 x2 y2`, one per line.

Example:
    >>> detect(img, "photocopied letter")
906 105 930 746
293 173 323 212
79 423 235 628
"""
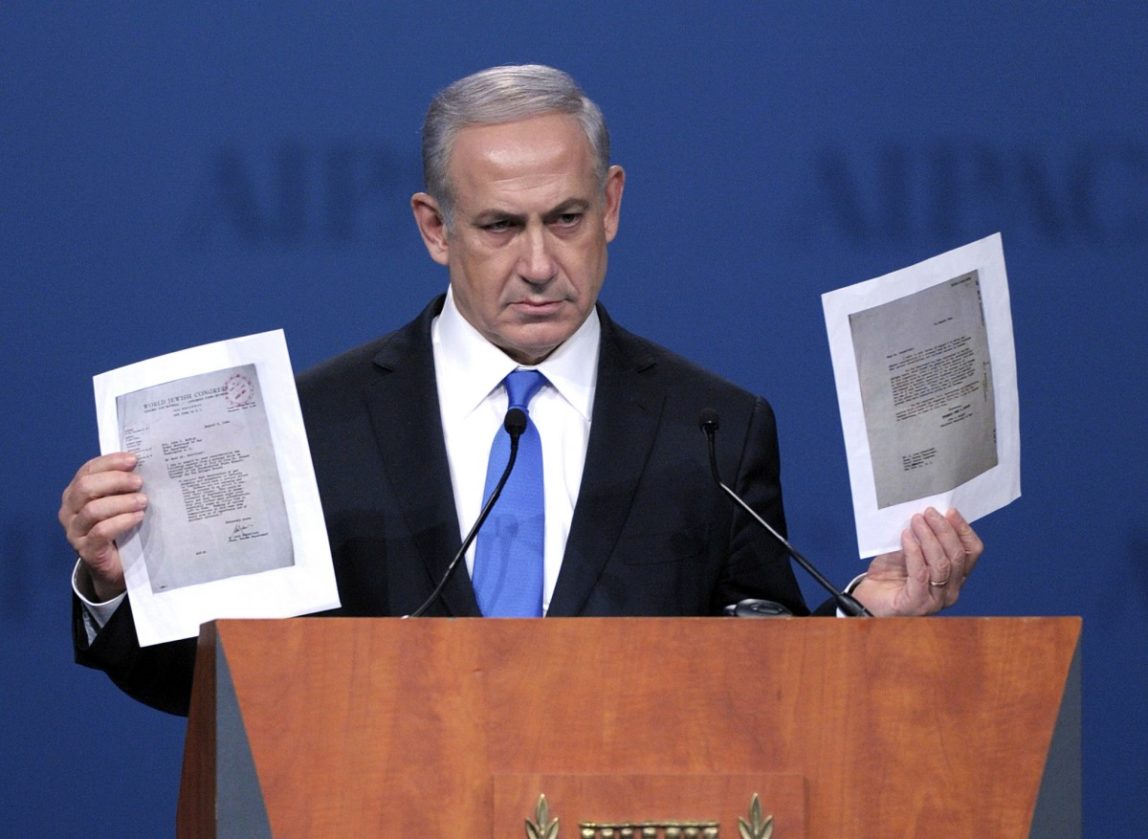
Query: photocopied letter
849 271 997 509
94 330 339 646
822 234 1020 557
117 363 293 592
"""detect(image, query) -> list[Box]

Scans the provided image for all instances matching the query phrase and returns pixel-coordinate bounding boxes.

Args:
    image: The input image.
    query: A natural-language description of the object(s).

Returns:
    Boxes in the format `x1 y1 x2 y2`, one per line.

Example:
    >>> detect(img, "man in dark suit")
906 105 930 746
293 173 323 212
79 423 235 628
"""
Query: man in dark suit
60 65 982 716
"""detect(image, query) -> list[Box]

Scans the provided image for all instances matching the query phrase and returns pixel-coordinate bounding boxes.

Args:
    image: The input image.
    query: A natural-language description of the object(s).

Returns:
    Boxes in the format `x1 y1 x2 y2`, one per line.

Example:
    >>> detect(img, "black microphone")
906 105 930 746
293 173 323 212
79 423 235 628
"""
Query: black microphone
699 408 871 617
406 408 528 618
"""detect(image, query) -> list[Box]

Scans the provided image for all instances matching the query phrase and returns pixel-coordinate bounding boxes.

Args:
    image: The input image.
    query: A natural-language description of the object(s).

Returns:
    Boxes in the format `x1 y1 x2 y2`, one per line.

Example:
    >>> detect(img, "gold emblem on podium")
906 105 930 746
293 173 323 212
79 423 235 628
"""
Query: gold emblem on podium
525 795 560 839
524 793 774 838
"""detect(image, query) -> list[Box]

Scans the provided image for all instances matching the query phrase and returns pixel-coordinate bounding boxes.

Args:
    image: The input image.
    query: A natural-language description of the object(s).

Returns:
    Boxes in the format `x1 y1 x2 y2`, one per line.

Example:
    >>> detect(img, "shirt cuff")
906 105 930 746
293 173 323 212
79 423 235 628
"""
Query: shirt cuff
72 558 125 642
835 572 869 618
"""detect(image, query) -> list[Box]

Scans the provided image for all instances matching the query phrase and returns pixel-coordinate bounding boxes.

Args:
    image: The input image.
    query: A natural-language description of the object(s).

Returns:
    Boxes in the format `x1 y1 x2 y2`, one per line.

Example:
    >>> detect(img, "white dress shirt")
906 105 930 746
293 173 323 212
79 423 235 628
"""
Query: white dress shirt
432 288 599 615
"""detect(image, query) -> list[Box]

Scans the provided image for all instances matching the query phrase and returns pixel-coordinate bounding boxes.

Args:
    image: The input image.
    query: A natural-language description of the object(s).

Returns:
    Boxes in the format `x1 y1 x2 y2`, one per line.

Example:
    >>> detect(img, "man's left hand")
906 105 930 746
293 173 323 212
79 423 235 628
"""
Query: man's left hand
853 507 983 616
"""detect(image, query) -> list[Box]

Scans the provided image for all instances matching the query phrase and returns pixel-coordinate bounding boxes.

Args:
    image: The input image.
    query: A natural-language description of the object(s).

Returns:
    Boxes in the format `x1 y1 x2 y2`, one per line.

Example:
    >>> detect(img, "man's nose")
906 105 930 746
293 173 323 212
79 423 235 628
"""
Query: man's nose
517 224 557 283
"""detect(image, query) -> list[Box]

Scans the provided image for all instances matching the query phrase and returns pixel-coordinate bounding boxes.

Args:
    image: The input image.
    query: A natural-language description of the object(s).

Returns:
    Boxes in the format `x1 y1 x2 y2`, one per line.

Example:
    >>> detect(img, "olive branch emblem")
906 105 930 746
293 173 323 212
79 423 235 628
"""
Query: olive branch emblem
526 794 560 839
739 793 774 839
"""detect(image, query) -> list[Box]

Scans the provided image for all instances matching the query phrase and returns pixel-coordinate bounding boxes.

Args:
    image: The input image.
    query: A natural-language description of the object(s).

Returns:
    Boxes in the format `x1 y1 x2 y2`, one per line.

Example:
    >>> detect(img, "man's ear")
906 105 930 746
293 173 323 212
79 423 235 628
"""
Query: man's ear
411 192 450 266
601 165 625 243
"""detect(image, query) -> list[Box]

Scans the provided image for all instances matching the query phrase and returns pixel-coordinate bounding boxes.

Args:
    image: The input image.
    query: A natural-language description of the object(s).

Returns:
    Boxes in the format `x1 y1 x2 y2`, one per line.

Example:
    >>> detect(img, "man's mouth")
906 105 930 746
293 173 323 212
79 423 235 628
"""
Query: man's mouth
511 299 563 315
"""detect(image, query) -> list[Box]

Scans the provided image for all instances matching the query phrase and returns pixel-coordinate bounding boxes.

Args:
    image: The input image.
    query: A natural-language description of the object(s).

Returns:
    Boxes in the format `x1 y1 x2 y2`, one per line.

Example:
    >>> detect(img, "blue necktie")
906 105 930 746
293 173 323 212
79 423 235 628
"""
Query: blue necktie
473 370 547 617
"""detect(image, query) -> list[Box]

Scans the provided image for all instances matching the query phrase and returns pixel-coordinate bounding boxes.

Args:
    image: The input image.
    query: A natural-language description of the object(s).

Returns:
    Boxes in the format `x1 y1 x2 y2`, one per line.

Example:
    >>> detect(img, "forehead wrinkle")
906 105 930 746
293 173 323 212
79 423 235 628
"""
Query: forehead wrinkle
460 171 597 221
447 113 600 217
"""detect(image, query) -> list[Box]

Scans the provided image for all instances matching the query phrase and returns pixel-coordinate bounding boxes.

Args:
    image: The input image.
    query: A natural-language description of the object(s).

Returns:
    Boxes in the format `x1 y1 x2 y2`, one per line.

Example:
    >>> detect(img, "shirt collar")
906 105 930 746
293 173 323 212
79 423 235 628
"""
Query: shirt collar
433 286 600 421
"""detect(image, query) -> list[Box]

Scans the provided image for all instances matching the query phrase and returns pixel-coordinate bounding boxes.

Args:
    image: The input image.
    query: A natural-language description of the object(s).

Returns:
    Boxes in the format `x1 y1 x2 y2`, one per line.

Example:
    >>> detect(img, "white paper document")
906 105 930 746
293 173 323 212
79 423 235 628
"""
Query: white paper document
93 330 339 646
822 233 1020 557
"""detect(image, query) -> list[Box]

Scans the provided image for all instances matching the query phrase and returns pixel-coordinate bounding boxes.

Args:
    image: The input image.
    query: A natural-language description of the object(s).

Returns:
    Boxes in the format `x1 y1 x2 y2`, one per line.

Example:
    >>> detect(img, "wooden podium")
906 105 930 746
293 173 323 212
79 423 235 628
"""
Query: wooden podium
177 617 1080 837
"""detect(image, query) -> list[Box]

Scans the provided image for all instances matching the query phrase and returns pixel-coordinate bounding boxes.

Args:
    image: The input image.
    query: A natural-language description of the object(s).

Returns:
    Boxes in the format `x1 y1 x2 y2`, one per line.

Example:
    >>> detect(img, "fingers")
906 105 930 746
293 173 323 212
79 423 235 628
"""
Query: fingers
907 507 981 609
946 507 983 578
861 507 984 617
911 508 954 582
59 453 146 598
897 523 933 610
61 453 145 537
60 453 140 510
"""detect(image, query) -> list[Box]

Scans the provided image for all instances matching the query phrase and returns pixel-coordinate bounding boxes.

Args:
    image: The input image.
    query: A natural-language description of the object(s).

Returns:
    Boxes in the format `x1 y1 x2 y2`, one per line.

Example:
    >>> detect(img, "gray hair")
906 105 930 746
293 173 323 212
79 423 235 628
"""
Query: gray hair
421 64 611 225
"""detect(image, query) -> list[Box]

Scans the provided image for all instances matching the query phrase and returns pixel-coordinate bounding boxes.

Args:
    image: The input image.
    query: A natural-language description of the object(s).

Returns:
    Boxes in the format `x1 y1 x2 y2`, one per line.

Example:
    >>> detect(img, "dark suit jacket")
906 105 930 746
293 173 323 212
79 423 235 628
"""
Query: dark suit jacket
75 296 809 715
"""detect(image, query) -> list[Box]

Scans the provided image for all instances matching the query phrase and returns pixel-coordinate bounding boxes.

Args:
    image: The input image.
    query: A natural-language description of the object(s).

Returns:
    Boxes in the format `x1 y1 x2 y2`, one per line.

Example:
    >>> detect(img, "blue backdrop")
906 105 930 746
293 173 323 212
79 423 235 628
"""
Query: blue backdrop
3 3 1145 835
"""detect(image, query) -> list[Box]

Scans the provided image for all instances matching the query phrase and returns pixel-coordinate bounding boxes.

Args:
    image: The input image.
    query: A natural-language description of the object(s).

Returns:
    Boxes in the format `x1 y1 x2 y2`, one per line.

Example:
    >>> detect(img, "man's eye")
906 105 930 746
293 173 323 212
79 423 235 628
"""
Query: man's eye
552 213 583 228
482 219 516 232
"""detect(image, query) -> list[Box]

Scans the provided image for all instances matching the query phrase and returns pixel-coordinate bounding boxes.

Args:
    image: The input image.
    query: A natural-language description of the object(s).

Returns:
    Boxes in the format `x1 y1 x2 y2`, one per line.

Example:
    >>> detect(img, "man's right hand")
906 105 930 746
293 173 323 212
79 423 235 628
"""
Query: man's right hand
59 452 148 602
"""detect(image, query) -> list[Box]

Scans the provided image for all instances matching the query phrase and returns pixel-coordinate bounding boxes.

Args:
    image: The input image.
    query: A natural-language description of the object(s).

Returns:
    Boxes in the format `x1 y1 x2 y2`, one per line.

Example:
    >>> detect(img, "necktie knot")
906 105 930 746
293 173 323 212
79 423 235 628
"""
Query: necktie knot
504 369 546 412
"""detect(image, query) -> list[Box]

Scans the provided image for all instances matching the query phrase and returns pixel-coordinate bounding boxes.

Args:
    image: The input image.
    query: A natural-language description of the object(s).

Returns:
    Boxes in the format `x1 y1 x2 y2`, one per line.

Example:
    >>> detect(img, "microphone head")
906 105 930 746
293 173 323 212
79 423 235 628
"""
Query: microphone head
698 408 720 433
504 407 528 437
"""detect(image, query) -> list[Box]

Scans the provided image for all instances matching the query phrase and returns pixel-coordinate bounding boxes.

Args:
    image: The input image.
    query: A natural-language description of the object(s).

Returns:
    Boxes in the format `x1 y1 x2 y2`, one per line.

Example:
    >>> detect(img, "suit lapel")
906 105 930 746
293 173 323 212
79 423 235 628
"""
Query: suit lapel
365 297 481 617
548 308 665 616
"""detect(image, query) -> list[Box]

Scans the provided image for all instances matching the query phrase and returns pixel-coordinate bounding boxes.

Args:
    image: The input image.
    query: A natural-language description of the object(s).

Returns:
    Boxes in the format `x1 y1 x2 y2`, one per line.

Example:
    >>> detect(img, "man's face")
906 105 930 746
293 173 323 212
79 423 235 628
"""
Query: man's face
412 113 624 364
